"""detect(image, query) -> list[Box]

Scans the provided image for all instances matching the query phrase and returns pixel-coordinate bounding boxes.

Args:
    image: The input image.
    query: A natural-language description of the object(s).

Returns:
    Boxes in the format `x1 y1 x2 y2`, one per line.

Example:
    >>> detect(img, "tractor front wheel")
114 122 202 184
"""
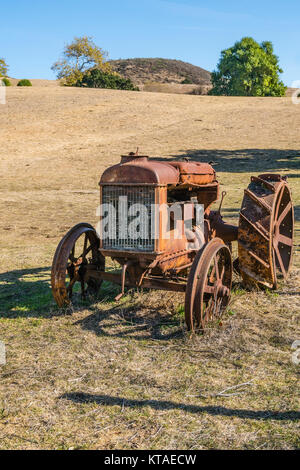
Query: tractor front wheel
51 223 105 308
185 238 233 332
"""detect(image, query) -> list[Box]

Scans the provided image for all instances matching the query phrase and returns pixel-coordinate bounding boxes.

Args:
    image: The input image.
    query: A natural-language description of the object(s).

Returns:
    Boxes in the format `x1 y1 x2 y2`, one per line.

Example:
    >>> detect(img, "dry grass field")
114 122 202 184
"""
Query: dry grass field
0 85 299 450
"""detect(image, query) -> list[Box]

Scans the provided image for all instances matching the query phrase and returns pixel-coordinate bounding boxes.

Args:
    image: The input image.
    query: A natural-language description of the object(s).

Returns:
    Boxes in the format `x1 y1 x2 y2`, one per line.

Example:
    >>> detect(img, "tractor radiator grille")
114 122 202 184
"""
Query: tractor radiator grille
101 185 156 252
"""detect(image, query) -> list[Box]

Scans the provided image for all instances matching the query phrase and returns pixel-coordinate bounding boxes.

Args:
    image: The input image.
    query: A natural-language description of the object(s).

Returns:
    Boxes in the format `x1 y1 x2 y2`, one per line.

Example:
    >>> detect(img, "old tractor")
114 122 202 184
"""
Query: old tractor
51 152 294 331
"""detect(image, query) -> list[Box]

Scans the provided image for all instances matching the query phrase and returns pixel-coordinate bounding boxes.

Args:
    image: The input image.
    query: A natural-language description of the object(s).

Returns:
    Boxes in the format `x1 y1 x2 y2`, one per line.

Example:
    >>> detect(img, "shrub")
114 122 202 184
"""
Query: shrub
190 85 206 95
143 81 168 93
77 69 139 91
17 79 32 87
181 77 193 84
1 78 11 86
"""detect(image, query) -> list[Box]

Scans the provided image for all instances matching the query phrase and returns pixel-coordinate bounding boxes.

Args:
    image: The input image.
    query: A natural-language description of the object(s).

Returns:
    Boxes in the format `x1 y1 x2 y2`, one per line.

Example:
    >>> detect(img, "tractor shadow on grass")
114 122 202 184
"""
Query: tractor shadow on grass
77 308 181 342
0 265 101 319
76 277 265 342
0 266 55 318
0 267 143 320
0 265 192 338
60 392 300 422
75 285 186 341
167 148 300 174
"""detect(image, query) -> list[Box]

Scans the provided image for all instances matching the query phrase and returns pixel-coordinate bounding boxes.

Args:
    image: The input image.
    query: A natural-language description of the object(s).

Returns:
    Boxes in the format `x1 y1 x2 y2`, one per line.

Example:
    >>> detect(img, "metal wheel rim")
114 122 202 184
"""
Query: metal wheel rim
196 242 232 330
185 238 232 332
238 175 294 289
271 184 294 285
51 223 104 307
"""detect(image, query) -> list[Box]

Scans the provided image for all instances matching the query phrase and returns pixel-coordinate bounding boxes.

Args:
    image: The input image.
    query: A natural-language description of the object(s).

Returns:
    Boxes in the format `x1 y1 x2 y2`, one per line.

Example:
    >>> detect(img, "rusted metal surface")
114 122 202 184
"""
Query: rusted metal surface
238 174 294 289
208 211 239 242
88 269 187 292
168 161 216 185
101 185 156 252
168 182 219 212
51 223 104 307
100 154 216 186
51 151 294 333
100 154 179 185
185 238 232 331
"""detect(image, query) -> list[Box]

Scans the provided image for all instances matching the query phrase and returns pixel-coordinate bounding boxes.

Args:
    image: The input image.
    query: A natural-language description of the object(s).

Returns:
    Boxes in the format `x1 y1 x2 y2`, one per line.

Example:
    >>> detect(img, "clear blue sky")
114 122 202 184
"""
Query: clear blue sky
2 0 300 85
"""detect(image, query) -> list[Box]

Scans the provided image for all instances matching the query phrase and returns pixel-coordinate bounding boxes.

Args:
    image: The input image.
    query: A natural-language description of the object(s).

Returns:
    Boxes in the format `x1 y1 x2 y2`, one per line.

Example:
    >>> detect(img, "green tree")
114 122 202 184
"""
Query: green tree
17 79 32 86
2 78 11 86
51 36 111 86
209 37 286 97
0 58 8 77
181 77 193 84
77 69 139 91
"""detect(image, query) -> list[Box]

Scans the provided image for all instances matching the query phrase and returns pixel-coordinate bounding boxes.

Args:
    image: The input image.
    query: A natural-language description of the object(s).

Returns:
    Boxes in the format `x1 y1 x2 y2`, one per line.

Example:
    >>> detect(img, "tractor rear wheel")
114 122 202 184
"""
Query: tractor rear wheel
185 238 232 332
51 223 105 307
238 174 294 289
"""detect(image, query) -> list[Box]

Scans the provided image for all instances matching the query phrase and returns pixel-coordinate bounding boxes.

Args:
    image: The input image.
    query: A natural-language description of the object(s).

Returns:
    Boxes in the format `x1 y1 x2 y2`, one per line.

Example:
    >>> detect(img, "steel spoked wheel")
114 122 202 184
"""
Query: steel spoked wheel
238 174 294 289
51 223 105 307
185 238 232 332
272 181 294 282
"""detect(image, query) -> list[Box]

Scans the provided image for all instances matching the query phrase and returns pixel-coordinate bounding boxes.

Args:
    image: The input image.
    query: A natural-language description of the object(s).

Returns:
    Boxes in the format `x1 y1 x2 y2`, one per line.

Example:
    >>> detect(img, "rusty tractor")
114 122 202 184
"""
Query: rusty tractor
51 151 294 331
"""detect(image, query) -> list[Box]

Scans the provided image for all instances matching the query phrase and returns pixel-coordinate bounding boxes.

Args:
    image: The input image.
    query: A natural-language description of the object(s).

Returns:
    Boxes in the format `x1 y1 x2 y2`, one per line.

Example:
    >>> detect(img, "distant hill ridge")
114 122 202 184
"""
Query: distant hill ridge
109 58 211 86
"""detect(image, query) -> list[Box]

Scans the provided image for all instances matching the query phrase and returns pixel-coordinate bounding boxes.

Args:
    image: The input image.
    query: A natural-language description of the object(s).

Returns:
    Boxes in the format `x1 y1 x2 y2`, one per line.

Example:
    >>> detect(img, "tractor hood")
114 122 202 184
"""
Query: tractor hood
100 155 179 185
99 154 216 186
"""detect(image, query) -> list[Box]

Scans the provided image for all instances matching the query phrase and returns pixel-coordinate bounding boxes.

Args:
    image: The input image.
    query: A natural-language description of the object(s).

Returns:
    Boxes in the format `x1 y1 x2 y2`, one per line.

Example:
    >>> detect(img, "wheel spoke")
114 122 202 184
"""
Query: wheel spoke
204 299 213 322
220 265 225 281
77 242 94 261
209 265 216 283
277 201 292 226
214 255 220 280
205 287 218 321
220 284 230 297
69 245 76 262
274 186 284 224
277 233 293 247
67 263 75 278
274 245 286 277
204 285 215 294
82 234 88 261
67 274 79 296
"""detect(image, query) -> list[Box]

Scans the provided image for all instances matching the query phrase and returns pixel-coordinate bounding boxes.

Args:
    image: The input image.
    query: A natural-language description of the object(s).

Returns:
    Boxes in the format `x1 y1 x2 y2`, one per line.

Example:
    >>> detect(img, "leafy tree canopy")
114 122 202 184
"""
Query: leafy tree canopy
0 58 8 77
2 78 11 86
77 68 139 91
51 36 111 86
17 79 32 86
209 37 286 97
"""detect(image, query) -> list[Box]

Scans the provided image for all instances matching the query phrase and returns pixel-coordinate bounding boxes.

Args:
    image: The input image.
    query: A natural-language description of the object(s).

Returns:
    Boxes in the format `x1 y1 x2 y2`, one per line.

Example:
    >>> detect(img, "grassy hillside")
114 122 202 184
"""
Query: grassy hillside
110 58 211 86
